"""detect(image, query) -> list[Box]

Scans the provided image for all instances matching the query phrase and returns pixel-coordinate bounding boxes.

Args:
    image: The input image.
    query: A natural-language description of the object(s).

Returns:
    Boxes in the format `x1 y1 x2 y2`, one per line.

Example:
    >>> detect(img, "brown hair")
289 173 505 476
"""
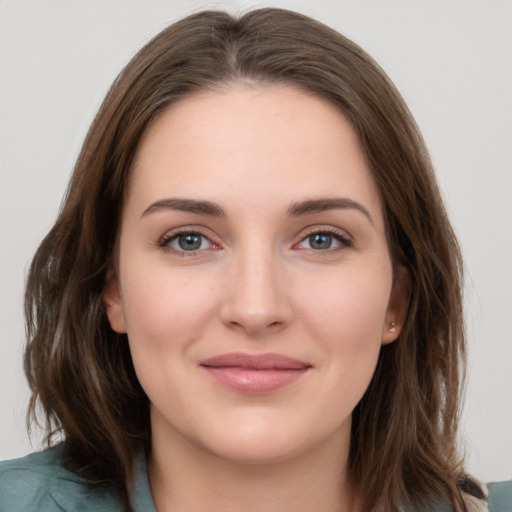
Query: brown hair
24 8 472 511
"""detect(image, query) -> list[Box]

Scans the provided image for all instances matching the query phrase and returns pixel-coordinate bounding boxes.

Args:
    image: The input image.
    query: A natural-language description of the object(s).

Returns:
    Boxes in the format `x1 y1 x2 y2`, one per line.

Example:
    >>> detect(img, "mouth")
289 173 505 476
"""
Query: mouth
199 352 312 394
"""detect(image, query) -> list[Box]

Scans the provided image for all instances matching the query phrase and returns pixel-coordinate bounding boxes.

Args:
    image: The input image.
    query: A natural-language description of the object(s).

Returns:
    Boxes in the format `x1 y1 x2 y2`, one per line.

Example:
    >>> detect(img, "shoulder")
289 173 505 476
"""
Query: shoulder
486 480 512 512
0 446 121 512
407 479 512 512
461 480 512 512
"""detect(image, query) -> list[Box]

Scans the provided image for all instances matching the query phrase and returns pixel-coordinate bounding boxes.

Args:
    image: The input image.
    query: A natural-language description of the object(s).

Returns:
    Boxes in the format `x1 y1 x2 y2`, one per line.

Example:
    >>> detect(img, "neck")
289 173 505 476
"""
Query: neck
148 424 360 512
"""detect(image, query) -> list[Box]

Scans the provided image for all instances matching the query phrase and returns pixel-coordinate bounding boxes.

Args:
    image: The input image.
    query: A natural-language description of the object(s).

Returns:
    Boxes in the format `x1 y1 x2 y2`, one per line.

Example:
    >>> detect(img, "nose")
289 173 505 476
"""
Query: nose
219 248 294 337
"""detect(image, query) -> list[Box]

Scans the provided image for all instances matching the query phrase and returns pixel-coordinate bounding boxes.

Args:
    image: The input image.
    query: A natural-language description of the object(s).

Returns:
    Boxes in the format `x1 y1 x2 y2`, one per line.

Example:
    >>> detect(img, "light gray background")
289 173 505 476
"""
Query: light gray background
1 0 511 482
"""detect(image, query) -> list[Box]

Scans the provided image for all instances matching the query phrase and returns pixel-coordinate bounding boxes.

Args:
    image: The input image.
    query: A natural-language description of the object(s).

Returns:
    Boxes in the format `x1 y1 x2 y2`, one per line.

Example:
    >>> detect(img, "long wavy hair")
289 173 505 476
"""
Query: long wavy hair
24 8 472 511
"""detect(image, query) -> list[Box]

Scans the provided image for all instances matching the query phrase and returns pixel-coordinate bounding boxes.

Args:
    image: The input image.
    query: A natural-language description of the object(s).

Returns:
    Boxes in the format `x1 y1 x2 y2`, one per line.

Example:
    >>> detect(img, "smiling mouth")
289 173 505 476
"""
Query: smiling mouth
199 352 312 394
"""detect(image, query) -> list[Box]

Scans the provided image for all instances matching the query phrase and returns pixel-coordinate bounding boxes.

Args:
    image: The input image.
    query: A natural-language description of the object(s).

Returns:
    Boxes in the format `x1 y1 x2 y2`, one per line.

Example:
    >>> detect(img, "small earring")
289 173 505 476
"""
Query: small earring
389 322 396 332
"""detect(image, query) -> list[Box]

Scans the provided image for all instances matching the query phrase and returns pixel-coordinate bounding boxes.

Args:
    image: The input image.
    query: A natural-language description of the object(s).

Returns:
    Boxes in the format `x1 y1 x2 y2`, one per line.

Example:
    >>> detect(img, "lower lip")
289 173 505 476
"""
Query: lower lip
201 367 309 394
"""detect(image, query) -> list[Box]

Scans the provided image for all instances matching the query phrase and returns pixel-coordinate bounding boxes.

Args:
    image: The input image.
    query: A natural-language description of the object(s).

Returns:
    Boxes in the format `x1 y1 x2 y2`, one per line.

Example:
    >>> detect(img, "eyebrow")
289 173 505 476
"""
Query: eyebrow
141 196 372 223
287 197 373 223
141 198 226 218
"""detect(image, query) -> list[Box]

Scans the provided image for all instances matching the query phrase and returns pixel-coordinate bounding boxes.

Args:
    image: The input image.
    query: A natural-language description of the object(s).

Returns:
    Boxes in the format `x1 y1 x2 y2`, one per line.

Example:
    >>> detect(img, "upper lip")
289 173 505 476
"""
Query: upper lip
200 352 311 370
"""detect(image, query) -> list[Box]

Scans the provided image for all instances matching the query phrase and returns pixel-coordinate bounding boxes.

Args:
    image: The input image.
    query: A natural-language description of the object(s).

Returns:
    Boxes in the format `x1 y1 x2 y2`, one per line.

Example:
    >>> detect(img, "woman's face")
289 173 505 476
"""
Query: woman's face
105 83 405 465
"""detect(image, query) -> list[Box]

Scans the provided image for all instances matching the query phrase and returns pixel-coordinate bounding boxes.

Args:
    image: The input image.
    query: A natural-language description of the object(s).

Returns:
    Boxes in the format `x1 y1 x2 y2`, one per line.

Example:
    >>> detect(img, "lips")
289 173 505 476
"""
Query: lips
200 352 312 394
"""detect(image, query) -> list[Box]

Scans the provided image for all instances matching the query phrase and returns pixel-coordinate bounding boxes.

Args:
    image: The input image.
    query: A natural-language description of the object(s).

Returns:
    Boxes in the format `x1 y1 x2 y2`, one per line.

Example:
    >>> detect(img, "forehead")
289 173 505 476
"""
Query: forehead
127 83 383 223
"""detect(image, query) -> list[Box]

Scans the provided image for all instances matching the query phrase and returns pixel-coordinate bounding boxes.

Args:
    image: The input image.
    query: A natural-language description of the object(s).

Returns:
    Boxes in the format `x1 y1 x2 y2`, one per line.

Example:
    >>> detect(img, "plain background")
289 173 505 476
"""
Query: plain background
1 0 511 483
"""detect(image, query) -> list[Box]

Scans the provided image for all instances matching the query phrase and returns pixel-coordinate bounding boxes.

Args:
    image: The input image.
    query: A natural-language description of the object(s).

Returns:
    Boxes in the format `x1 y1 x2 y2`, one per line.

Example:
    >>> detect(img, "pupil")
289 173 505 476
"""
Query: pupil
310 233 332 249
178 234 201 251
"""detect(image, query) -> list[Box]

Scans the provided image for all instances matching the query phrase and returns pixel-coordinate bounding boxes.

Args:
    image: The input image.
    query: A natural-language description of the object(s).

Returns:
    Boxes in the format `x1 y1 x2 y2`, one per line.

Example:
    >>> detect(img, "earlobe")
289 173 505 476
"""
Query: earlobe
103 275 127 334
382 267 410 345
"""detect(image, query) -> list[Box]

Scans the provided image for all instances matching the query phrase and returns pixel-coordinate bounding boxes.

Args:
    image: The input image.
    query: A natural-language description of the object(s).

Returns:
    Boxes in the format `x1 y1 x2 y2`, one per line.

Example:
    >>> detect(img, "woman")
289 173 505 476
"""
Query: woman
0 8 510 512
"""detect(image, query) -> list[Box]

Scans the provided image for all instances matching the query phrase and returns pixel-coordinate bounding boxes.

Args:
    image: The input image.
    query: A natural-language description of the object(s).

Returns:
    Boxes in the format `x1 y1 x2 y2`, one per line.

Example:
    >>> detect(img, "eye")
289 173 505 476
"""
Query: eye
297 230 351 251
161 231 214 253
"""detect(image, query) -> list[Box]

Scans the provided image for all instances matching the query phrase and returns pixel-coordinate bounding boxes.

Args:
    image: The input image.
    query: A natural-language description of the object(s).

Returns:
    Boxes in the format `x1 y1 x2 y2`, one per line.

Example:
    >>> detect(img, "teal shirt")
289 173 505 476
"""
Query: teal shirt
0 447 155 512
0 447 510 511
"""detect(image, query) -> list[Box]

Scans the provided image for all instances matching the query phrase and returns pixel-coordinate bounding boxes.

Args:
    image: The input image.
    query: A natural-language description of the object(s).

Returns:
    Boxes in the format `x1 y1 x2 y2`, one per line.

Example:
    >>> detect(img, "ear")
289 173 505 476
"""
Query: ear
382 267 410 345
103 273 127 334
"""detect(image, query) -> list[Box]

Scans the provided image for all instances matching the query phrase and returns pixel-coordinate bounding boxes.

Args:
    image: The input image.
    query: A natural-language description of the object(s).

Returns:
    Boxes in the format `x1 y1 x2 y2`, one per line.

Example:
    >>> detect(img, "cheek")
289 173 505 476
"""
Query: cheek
118 269 221 414
119 267 219 361
294 261 392 402
299 263 392 343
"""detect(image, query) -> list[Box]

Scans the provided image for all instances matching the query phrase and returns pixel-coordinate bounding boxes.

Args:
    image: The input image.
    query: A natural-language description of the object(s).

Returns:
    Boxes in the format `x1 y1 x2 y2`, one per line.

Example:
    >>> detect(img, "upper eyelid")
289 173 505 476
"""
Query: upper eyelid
159 226 216 241
298 225 352 241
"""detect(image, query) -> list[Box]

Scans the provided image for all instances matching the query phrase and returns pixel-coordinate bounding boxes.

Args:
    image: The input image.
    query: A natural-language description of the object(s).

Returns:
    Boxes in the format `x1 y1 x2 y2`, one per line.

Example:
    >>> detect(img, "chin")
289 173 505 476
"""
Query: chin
191 410 351 467
201 434 309 466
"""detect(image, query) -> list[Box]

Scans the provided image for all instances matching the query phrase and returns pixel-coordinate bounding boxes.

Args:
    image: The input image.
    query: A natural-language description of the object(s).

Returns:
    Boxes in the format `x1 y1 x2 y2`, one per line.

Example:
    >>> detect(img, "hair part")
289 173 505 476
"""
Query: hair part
24 8 470 511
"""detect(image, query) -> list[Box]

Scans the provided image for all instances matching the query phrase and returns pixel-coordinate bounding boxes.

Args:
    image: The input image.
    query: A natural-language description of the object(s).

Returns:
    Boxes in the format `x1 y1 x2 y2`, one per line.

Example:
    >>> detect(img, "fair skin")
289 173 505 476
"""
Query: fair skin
104 83 407 512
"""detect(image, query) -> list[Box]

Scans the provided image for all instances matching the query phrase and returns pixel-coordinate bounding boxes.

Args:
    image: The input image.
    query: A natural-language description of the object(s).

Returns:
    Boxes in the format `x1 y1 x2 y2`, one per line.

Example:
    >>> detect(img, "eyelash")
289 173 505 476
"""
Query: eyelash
157 227 352 256
298 228 353 251
158 229 216 257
